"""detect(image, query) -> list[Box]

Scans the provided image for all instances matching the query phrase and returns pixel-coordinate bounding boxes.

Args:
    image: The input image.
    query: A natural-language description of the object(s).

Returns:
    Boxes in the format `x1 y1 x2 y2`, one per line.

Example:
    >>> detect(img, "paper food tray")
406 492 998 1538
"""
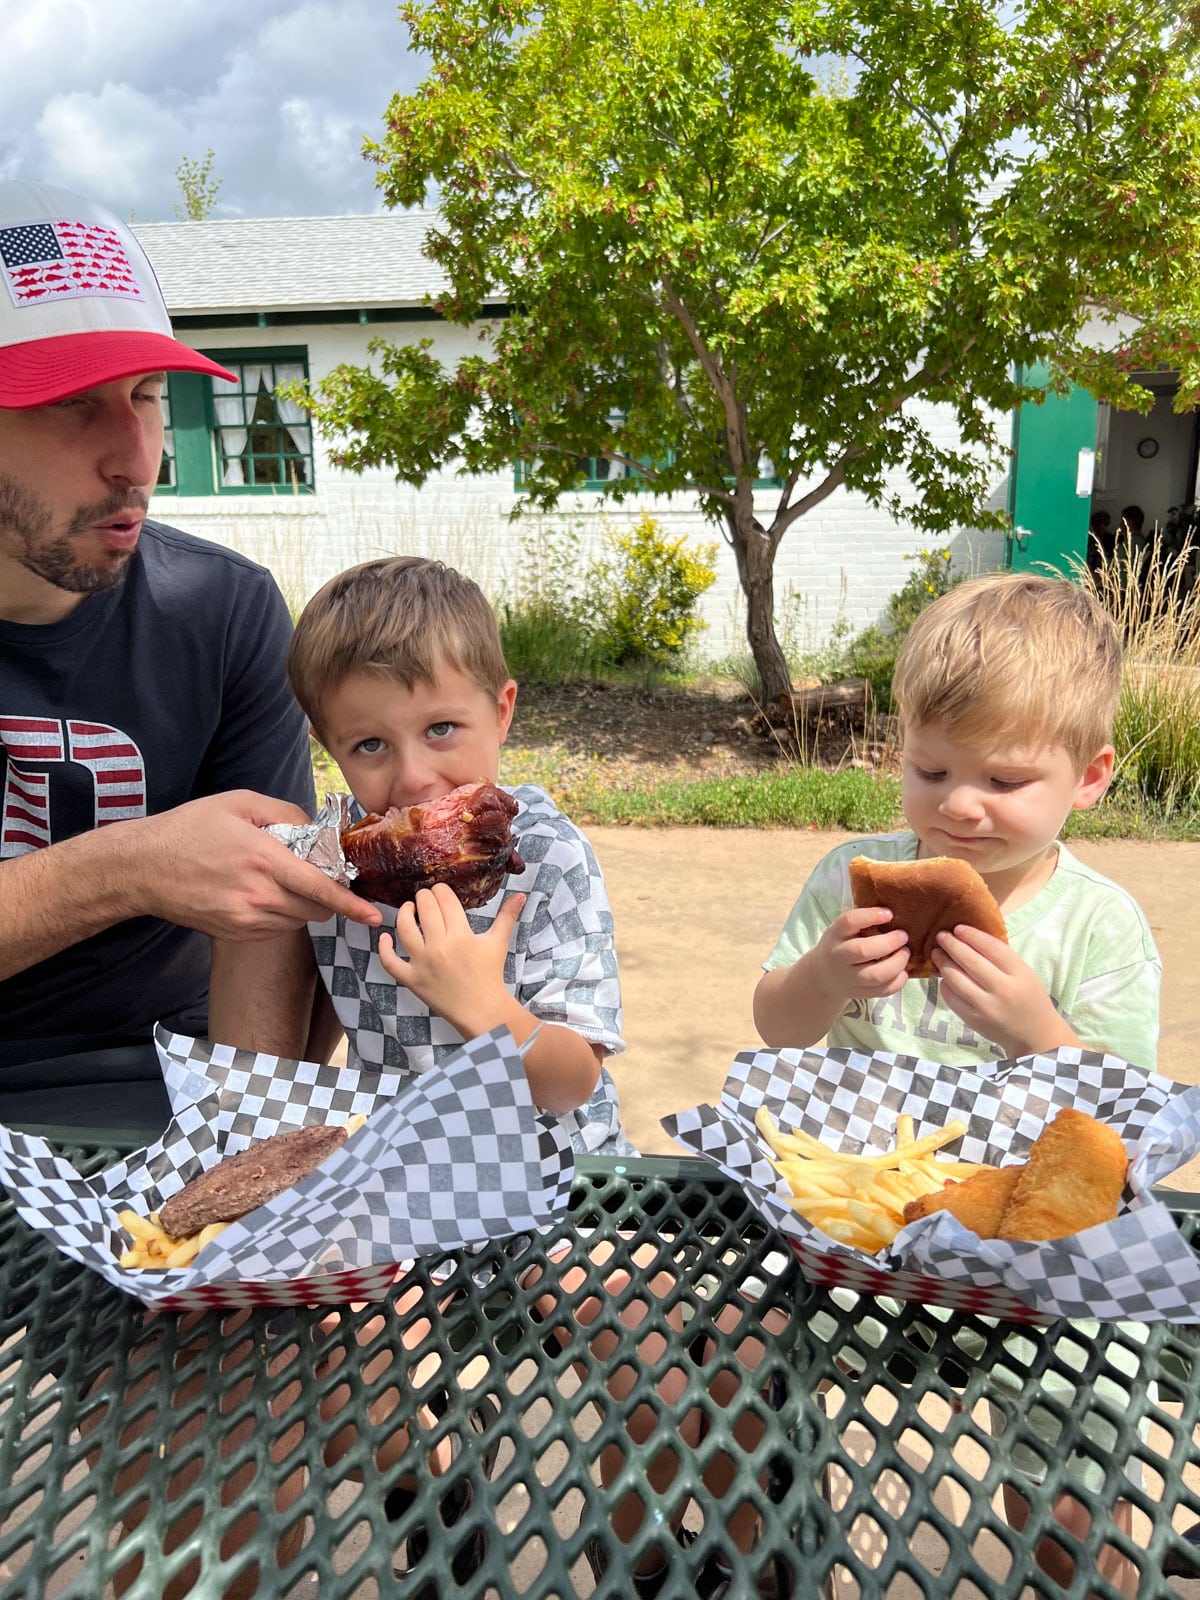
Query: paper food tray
0 1025 575 1312
663 1044 1200 1324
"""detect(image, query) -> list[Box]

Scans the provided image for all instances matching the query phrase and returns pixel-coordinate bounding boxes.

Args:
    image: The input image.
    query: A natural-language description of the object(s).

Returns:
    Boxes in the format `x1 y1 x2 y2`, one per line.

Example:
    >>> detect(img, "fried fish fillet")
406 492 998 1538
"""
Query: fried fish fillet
903 1164 1024 1236
995 1107 1127 1241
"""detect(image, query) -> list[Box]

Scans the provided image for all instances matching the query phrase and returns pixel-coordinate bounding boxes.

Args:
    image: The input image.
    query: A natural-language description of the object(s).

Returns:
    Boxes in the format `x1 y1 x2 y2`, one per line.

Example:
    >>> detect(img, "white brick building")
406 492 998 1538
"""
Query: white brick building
134 213 1008 660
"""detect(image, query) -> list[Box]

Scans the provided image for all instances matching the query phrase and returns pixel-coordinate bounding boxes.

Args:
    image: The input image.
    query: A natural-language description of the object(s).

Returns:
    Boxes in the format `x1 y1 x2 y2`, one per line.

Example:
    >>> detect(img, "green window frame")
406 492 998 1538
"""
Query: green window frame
513 449 782 492
512 411 782 493
156 348 315 495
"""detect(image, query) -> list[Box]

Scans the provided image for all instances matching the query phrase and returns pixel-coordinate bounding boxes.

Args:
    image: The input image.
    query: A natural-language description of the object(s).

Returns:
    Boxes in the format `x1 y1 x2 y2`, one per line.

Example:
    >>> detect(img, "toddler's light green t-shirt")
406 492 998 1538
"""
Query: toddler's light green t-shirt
763 831 1161 1069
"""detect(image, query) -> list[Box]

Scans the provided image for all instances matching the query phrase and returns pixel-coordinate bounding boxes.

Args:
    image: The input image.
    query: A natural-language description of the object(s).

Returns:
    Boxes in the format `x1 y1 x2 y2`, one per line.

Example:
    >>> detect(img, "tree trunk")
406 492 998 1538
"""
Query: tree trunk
728 509 791 703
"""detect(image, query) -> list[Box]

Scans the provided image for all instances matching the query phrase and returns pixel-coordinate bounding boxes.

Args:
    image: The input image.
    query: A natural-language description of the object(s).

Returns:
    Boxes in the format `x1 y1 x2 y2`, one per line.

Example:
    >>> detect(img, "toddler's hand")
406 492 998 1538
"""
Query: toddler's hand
376 883 526 1036
815 906 910 1002
932 926 1076 1056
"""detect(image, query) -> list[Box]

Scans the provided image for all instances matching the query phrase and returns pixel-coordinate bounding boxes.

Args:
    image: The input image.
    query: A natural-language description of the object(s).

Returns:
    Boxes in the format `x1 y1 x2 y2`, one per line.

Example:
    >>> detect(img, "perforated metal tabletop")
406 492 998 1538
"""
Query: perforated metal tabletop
2 1148 1199 1598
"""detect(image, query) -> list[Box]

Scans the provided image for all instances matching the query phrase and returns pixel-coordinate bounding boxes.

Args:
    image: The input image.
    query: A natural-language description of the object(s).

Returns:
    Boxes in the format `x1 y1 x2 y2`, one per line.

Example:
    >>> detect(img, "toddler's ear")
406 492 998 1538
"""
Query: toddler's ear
1072 744 1115 811
496 679 518 742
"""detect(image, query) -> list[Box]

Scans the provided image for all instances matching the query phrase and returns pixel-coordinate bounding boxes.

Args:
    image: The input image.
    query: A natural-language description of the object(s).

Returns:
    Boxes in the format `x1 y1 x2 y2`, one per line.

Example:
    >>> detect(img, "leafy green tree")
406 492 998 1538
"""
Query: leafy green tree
300 0 1200 702
174 150 221 221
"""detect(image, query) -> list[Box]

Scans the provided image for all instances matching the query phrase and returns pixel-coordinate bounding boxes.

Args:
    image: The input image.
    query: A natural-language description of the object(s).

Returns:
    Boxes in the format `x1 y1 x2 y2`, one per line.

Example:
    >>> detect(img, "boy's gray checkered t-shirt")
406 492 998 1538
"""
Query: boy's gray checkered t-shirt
309 784 633 1156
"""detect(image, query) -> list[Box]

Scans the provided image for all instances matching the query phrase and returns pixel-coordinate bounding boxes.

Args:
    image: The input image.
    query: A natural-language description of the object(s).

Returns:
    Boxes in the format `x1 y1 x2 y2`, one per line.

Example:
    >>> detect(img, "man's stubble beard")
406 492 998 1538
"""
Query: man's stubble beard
0 475 148 595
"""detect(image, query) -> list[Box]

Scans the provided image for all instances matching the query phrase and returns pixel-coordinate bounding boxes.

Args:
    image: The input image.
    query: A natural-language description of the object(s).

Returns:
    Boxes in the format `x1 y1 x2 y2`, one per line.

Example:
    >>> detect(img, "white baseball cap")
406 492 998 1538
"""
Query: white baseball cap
0 179 235 407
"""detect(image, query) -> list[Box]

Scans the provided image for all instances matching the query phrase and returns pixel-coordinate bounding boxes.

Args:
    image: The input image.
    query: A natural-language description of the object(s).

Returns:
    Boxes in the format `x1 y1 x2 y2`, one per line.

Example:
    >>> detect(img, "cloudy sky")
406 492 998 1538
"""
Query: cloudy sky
2 1 428 220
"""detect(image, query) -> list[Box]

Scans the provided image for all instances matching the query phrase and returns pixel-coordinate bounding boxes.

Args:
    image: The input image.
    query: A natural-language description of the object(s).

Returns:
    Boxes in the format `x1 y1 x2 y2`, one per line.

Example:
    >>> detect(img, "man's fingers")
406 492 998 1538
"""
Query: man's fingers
215 790 313 829
277 856 381 926
494 892 526 935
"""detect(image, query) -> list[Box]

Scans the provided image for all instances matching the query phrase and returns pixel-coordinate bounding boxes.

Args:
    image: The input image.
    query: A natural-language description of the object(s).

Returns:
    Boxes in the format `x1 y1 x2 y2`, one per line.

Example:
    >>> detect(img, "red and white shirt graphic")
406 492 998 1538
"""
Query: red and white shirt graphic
0 715 146 856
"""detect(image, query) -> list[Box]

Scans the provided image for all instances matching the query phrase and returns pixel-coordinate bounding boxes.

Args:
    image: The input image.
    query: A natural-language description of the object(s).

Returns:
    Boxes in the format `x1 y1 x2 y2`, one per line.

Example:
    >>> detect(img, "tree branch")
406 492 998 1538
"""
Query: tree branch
769 336 978 540
660 275 755 481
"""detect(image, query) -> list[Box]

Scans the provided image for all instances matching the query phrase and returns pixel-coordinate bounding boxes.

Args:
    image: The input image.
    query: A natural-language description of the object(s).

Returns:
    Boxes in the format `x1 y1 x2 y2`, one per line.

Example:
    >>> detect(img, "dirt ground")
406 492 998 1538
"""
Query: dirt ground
596 828 1200 1187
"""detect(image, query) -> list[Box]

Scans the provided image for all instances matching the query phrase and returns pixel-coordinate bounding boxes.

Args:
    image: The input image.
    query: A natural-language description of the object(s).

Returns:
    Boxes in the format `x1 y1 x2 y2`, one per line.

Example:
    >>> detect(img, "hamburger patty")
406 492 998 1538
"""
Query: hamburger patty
158 1123 349 1238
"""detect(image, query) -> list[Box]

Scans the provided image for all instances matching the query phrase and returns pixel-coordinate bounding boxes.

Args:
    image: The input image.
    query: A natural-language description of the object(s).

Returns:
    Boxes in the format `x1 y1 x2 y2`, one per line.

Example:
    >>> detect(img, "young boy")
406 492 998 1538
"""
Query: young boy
280 554 635 1157
226 556 751 1589
754 571 1159 1596
755 571 1160 1070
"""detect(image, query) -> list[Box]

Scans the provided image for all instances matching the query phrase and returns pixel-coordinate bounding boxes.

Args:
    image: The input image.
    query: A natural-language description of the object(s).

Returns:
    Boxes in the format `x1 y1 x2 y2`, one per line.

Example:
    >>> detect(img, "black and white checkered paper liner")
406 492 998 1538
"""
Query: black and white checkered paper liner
0 1024 575 1308
662 1045 1200 1323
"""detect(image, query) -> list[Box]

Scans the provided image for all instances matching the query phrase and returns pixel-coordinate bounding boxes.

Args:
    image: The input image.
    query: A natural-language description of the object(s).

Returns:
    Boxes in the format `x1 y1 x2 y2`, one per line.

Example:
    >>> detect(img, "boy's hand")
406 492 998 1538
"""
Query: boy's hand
376 882 526 1037
932 926 1081 1057
814 906 911 1001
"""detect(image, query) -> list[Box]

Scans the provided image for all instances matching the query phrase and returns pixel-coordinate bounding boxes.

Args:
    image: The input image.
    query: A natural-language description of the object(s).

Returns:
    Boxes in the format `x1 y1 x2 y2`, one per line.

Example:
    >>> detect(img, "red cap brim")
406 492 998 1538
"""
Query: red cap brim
0 331 237 407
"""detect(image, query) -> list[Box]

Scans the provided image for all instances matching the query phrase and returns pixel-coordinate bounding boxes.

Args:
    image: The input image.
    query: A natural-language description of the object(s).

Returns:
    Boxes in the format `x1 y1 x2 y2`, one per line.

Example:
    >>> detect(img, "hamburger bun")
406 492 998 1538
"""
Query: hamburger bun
849 855 1007 979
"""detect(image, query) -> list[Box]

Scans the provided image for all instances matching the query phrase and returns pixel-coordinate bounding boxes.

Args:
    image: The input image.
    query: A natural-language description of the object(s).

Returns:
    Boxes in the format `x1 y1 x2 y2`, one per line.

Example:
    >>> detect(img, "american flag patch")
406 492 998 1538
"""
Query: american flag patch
0 219 143 308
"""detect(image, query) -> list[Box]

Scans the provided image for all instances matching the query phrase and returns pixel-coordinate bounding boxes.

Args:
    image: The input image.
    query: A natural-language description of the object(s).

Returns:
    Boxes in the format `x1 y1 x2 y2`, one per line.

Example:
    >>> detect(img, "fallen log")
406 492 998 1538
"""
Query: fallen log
764 677 872 724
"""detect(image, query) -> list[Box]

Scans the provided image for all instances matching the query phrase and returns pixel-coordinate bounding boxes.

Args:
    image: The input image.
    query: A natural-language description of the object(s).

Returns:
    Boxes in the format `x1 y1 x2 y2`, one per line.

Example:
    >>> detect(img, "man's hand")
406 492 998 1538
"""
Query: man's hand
134 792 381 940
932 926 1080 1057
377 882 526 1036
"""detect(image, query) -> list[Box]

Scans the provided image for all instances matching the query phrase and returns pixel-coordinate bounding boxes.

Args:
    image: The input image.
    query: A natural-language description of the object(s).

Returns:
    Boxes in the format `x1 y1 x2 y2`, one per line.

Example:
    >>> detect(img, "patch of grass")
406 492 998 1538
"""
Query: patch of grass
545 767 903 830
313 744 1200 837
1065 790 1200 842
311 740 340 796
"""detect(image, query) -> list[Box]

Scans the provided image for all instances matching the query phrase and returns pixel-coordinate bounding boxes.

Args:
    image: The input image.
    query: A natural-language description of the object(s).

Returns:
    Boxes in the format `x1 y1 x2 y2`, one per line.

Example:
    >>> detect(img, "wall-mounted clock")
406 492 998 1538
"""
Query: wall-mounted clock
1137 437 1159 459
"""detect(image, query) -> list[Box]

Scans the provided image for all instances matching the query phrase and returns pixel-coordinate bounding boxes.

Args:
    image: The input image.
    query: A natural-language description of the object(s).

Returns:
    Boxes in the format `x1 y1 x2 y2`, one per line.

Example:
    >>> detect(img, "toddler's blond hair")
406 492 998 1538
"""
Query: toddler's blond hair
288 557 509 735
891 572 1121 769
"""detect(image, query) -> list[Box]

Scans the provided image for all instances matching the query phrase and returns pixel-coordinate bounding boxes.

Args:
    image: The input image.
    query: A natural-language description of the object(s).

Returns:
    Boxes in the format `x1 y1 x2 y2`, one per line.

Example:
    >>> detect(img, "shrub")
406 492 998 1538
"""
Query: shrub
497 597 611 683
587 513 718 668
845 547 963 709
495 524 609 683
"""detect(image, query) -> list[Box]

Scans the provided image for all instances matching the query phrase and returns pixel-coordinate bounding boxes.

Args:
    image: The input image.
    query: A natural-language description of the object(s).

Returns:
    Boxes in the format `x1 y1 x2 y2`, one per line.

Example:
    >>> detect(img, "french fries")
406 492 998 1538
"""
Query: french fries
117 1209 230 1271
754 1107 987 1253
116 1113 369 1271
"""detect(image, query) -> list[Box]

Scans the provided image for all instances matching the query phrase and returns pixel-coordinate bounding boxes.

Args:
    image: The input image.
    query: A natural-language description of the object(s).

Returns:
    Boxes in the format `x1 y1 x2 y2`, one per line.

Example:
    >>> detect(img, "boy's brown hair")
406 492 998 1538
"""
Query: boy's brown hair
287 557 510 732
890 572 1122 769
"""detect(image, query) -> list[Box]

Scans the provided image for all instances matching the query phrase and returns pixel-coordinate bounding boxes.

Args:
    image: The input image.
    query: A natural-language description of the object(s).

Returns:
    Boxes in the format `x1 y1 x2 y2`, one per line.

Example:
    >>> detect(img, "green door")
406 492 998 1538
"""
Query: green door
1006 365 1098 573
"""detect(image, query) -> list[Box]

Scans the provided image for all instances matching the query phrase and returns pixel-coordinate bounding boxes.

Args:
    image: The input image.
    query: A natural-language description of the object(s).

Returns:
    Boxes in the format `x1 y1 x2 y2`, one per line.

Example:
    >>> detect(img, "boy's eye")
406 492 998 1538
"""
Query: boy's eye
353 737 385 756
912 767 946 782
990 778 1029 791
426 721 456 740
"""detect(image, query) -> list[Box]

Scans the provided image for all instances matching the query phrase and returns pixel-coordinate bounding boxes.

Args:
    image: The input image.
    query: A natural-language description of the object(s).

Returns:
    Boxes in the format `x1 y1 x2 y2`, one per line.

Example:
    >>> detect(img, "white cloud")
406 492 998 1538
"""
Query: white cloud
36 84 189 209
0 0 427 219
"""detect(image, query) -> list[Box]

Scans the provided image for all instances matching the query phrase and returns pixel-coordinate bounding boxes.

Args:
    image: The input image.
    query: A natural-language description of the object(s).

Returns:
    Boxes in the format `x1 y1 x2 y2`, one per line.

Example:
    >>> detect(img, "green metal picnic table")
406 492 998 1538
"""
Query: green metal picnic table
2 1125 1199 1598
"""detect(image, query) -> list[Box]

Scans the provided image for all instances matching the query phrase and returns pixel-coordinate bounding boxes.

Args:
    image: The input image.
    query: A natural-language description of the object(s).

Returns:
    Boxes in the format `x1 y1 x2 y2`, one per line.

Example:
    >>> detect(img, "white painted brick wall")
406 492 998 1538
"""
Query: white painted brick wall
167 321 1009 661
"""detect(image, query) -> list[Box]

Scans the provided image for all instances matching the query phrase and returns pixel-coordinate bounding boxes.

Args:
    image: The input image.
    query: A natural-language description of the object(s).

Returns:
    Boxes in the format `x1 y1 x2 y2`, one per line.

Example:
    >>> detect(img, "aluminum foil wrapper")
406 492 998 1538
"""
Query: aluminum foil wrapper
266 794 358 886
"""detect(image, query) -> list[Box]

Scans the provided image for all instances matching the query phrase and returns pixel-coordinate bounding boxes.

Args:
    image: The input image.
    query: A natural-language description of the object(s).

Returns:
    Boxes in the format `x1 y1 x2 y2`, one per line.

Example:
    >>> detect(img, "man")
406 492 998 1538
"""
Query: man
0 178 378 1130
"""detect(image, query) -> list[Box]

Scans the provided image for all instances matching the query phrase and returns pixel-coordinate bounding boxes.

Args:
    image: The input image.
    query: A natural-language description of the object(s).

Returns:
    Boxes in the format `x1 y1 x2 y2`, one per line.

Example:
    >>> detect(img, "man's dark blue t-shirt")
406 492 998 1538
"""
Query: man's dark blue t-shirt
0 520 315 1054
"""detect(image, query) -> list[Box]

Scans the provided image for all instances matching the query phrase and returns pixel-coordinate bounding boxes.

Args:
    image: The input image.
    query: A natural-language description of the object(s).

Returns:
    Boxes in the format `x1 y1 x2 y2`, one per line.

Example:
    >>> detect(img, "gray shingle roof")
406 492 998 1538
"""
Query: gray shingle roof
132 212 451 315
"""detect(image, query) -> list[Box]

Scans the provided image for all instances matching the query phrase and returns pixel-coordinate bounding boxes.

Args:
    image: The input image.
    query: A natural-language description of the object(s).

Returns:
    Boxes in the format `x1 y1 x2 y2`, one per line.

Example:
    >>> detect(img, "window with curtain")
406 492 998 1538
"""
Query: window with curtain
157 348 316 496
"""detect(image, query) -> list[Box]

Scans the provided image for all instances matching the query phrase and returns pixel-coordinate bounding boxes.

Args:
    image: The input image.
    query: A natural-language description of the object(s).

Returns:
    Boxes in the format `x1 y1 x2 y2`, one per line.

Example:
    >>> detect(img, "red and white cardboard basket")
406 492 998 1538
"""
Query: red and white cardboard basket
662 1043 1200 1325
0 1024 575 1312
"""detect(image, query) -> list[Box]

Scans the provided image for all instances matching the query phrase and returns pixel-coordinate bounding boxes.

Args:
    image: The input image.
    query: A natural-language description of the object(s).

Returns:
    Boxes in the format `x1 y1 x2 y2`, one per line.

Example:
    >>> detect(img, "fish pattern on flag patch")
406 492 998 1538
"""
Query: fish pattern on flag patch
0 219 143 307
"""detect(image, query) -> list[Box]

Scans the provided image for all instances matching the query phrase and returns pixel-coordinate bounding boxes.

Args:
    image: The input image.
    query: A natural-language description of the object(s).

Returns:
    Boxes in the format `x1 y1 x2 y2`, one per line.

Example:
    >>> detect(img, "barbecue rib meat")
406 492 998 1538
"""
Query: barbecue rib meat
158 1123 349 1238
340 779 524 909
